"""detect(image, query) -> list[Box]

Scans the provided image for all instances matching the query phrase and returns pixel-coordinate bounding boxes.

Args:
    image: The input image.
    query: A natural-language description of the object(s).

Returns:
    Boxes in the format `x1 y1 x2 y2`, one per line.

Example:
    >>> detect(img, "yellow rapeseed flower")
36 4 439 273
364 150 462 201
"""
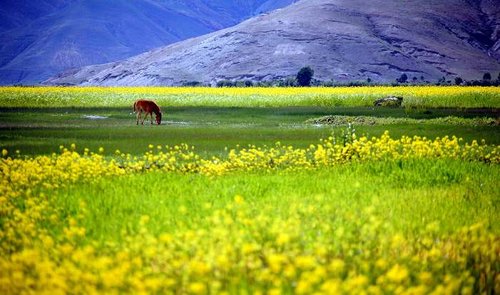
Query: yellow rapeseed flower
188 282 206 294
386 264 409 283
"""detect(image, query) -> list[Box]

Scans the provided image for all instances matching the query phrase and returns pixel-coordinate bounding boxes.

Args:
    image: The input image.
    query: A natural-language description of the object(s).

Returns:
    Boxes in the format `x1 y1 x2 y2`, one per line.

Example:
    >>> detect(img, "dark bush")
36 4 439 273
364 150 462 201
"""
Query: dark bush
277 77 298 87
296 66 314 86
216 80 236 87
396 73 408 83
182 81 203 87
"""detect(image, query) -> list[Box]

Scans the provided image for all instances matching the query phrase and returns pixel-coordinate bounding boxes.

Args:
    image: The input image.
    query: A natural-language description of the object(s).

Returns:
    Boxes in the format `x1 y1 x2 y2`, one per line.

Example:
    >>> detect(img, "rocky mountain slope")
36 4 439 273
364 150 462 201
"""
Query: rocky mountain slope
0 0 294 85
46 0 500 86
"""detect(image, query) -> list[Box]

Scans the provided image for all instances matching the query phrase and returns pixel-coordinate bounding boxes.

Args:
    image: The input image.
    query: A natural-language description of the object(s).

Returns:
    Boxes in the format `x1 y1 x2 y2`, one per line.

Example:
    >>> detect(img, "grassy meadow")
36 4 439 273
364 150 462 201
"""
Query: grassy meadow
1 86 499 155
1 86 499 294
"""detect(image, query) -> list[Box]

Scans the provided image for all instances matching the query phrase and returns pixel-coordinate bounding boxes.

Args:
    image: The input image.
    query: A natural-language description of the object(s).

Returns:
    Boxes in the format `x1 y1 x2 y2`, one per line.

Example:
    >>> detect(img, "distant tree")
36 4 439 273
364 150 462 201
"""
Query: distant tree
497 72 500 82
182 81 202 87
277 77 298 87
256 81 273 87
348 81 366 87
437 76 446 85
412 76 418 83
311 79 322 86
216 80 236 87
296 66 314 86
454 77 463 85
396 73 408 83
321 80 336 87
483 72 492 81
288 77 297 86
367 77 372 83
244 80 254 87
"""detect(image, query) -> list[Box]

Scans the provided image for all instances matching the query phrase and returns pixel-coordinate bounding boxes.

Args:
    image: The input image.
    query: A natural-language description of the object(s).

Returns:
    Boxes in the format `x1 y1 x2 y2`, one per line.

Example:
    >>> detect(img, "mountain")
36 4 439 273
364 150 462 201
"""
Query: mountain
0 0 69 31
0 0 295 85
46 0 500 86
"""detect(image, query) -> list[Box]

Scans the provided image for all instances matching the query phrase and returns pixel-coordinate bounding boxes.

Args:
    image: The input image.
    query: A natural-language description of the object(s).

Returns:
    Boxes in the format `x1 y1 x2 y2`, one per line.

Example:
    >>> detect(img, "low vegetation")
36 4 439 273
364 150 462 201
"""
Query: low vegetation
1 132 499 293
307 115 499 127
212 71 500 87
1 86 499 108
1 86 498 294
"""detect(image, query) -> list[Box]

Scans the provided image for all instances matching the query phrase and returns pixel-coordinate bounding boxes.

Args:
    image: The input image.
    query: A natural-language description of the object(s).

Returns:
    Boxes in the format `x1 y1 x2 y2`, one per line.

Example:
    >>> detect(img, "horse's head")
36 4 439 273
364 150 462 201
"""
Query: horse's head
156 112 162 125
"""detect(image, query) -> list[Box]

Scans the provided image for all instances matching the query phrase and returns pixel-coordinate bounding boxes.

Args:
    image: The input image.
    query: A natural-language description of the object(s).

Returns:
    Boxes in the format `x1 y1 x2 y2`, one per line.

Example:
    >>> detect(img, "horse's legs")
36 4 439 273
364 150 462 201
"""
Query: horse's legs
142 112 148 125
150 112 154 124
136 111 140 125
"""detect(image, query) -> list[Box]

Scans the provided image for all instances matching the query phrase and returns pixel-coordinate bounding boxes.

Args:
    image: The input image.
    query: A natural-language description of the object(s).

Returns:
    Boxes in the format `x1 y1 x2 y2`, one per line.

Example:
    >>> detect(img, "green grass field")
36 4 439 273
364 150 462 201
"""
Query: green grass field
1 87 499 294
54 160 499 243
1 106 498 156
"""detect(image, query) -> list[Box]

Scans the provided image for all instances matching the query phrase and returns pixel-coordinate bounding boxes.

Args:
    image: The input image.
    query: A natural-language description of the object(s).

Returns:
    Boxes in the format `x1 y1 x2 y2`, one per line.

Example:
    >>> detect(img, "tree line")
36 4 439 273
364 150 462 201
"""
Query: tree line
181 67 500 87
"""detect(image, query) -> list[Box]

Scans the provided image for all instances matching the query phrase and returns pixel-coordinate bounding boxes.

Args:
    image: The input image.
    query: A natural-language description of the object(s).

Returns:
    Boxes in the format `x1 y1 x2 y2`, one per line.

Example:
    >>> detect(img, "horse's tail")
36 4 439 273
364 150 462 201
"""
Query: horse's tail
133 101 137 113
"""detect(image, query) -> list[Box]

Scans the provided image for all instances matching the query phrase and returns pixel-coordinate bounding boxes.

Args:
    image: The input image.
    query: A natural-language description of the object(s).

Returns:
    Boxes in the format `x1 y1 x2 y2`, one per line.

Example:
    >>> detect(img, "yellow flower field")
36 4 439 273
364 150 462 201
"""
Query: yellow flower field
1 86 499 108
1 133 499 294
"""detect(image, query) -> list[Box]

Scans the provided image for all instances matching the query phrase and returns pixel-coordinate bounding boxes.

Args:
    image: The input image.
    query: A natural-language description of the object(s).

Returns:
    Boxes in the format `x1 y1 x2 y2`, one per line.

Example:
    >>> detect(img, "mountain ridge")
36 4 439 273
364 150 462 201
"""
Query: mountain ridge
46 0 500 86
0 0 295 85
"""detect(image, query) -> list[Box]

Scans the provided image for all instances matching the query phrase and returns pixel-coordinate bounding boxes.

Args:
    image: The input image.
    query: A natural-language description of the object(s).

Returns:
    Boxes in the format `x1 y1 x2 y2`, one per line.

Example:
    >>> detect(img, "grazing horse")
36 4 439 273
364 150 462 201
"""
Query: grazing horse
133 99 162 125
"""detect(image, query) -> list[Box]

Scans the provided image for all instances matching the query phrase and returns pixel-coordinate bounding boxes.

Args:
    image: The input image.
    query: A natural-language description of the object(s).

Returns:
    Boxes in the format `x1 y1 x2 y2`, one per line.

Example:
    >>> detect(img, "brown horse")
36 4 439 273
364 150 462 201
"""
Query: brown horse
133 99 162 125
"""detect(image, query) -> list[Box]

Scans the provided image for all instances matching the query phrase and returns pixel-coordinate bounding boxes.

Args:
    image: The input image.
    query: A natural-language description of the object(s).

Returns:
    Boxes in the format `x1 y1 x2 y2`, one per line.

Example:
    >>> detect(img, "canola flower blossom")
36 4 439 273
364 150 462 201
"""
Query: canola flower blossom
0 132 499 294
0 86 499 108
107 131 497 175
